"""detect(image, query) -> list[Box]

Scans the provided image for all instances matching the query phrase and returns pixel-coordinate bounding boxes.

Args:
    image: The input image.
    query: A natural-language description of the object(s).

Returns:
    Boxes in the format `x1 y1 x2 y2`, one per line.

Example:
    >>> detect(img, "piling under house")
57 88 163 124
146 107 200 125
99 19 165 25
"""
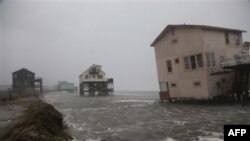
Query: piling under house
151 24 248 102
12 68 43 93
79 64 114 96
216 55 250 101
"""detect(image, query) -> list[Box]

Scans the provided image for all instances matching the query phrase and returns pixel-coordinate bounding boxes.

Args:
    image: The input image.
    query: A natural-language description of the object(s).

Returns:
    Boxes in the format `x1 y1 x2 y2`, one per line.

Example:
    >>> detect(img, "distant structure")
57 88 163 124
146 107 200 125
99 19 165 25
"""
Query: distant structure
12 68 43 93
151 24 249 102
57 81 76 93
79 64 114 96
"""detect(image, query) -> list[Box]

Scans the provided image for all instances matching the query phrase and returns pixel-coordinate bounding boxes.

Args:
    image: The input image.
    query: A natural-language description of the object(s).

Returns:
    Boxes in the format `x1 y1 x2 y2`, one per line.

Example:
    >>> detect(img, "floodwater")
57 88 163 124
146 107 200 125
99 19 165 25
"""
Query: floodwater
44 91 250 141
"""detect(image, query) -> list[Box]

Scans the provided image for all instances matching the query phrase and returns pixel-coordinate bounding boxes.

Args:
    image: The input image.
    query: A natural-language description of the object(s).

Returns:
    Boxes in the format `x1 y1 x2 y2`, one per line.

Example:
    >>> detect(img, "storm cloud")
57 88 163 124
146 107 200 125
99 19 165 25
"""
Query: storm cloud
0 0 249 90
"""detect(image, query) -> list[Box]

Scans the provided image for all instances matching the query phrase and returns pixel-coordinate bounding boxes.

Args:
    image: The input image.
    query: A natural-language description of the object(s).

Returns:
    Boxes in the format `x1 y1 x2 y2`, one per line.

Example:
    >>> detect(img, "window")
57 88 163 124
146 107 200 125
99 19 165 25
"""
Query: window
166 60 172 73
98 75 103 79
93 75 96 78
24 81 28 86
14 74 18 79
196 54 204 68
221 78 226 83
184 54 204 70
193 81 201 87
225 32 229 44
184 56 190 70
175 58 179 64
27 74 33 77
85 75 89 79
172 39 178 44
206 52 215 67
190 55 197 69
159 82 168 92
171 83 176 87
235 33 240 45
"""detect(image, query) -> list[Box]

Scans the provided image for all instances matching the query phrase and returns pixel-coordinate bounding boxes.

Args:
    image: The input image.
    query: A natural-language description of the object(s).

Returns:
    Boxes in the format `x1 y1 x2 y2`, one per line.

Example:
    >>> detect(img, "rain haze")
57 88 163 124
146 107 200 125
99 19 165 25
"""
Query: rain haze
0 0 250 90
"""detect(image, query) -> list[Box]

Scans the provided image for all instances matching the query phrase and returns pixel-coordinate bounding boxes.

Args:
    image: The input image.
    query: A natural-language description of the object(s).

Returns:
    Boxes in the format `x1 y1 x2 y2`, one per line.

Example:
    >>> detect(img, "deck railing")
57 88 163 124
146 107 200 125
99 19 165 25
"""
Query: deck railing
221 55 250 68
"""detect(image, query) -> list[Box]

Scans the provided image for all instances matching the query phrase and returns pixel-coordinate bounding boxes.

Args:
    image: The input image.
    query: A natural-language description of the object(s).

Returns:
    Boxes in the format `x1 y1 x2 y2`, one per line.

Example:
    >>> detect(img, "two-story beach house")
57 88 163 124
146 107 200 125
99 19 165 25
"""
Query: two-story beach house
79 64 114 96
151 24 247 101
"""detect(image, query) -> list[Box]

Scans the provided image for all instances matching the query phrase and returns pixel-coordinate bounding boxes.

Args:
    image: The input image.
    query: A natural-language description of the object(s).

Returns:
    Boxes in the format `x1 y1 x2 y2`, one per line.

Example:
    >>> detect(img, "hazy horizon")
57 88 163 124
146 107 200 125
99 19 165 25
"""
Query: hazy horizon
0 0 250 90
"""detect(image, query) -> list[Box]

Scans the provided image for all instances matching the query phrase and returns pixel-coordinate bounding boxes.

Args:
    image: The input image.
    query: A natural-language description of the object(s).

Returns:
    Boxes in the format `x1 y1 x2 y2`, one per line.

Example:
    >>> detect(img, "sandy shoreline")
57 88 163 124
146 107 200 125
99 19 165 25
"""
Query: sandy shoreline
0 97 39 138
0 96 71 141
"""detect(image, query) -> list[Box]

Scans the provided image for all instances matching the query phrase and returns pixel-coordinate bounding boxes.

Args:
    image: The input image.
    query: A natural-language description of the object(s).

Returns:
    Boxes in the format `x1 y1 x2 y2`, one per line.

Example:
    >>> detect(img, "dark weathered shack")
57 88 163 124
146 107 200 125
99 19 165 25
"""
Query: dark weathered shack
12 68 43 94
12 68 35 91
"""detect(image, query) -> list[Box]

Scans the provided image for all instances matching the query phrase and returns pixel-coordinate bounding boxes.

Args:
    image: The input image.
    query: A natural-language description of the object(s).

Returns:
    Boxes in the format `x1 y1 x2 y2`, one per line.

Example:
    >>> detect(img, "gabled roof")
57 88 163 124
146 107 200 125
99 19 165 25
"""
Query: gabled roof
151 24 246 47
12 68 35 74
79 64 106 77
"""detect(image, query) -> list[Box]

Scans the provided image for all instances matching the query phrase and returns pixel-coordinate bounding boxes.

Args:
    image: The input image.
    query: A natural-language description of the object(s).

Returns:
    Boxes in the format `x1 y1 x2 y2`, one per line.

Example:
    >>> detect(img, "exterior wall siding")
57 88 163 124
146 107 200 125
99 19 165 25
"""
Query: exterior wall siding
154 26 244 99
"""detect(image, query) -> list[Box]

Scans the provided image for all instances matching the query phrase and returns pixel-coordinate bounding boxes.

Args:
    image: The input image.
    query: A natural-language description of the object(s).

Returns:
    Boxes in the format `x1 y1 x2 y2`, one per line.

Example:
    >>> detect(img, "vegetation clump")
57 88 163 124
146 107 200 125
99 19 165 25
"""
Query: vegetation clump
2 100 72 141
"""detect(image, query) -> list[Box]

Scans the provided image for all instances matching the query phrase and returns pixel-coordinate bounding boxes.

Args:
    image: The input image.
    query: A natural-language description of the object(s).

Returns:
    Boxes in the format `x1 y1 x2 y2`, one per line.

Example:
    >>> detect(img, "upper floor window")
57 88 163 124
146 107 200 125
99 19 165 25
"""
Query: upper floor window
184 57 190 70
175 58 179 64
190 55 197 69
98 75 103 79
24 81 28 86
172 38 178 44
13 74 18 79
16 81 19 86
206 52 215 67
166 60 172 73
235 33 240 45
225 32 229 44
184 54 204 70
196 54 204 68
85 75 89 79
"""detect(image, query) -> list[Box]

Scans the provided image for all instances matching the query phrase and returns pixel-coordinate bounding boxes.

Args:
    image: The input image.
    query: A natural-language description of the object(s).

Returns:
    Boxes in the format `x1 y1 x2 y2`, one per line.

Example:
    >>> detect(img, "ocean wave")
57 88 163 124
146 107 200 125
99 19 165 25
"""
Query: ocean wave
113 99 155 103
80 107 107 112
162 137 177 141
197 136 223 141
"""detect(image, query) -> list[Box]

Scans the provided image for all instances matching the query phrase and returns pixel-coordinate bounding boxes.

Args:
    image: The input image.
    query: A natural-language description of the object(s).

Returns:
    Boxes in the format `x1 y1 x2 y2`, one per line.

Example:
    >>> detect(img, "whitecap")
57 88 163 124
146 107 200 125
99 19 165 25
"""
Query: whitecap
163 137 177 141
197 136 223 141
113 99 155 103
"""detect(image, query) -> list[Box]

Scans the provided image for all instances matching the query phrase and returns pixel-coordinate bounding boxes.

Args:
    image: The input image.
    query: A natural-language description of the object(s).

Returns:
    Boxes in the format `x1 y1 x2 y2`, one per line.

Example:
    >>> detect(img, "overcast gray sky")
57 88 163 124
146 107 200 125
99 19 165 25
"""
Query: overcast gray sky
0 0 250 90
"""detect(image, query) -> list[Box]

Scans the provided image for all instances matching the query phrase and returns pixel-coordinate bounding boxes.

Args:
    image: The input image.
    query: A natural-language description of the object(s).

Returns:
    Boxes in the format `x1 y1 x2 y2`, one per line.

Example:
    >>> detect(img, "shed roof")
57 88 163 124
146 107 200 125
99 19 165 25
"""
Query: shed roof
12 68 35 74
151 24 246 47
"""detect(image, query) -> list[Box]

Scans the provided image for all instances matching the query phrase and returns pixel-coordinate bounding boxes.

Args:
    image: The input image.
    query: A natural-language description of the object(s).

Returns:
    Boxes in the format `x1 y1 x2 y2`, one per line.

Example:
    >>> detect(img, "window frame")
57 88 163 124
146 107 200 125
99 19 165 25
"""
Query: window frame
206 52 216 68
196 53 204 68
190 55 197 70
166 60 173 73
183 53 204 71
85 75 89 79
98 75 103 79
225 32 229 44
235 33 240 45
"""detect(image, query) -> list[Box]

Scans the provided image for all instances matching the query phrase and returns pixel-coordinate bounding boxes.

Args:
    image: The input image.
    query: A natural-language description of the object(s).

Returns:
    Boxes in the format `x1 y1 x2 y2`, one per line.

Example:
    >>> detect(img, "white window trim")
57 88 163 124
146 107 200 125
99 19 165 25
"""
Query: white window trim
184 53 204 71
206 52 216 68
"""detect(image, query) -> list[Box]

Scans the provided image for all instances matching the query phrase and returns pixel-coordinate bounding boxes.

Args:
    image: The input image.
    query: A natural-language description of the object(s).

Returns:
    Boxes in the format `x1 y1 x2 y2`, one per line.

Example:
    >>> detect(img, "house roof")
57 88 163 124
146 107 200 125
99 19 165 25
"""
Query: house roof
79 64 106 77
151 24 246 47
12 68 35 74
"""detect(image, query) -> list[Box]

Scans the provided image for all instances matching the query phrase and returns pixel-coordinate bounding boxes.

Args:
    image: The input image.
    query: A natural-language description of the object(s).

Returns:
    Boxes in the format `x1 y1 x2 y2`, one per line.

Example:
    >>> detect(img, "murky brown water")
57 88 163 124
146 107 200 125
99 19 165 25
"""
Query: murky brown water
45 91 250 141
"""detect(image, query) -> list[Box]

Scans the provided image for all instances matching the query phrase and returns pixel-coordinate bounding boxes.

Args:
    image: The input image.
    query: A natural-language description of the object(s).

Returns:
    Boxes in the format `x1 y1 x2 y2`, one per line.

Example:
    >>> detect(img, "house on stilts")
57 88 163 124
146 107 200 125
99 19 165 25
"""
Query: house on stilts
151 24 250 102
12 68 43 94
79 64 114 96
